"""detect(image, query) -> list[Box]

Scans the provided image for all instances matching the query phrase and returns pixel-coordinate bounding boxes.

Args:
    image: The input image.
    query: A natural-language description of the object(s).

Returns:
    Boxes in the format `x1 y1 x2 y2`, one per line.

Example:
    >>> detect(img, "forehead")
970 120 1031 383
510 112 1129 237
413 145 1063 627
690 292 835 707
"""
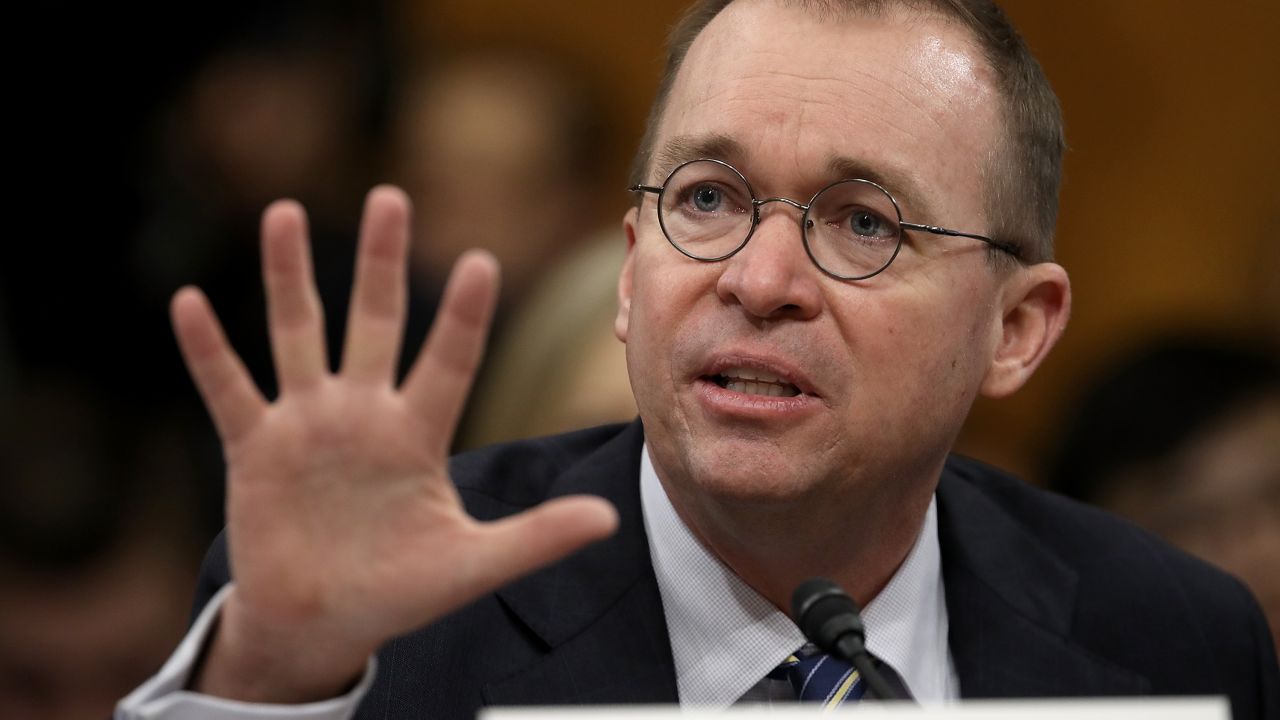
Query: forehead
654 0 999 217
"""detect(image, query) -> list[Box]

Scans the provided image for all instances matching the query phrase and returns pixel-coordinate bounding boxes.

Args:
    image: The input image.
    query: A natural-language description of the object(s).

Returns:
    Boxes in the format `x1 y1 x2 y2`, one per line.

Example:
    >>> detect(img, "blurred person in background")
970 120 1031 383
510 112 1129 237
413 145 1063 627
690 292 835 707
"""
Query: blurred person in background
385 48 629 445
1046 338 1280 656
462 229 636 449
387 49 609 307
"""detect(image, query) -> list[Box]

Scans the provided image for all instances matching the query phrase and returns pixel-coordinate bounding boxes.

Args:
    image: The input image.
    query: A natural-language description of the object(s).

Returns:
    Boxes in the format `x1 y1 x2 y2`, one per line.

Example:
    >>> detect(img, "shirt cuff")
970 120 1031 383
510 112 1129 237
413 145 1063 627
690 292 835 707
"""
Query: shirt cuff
115 584 377 720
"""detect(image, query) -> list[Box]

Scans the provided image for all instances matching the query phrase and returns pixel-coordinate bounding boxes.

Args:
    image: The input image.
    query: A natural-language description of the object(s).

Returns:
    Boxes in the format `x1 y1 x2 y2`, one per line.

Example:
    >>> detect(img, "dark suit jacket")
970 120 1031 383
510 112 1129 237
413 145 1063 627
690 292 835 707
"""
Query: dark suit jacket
192 421 1279 719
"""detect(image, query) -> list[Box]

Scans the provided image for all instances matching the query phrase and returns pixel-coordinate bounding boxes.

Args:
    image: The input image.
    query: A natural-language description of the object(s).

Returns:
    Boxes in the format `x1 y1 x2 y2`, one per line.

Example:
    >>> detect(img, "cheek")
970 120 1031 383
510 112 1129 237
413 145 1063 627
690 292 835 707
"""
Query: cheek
624 244 734 399
622 247 690 384
852 278 996 414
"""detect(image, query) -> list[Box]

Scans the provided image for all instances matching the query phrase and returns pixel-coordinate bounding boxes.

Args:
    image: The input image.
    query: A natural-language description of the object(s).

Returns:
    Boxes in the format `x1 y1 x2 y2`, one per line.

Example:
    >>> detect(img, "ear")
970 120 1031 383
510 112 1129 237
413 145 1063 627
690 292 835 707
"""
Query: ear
980 262 1072 398
615 206 640 343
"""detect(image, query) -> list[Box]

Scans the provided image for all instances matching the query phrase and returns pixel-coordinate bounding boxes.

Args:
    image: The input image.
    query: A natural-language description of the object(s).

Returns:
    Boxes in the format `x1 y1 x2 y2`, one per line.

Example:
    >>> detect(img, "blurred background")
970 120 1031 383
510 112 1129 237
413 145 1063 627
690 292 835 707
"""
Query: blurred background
2 1 1277 717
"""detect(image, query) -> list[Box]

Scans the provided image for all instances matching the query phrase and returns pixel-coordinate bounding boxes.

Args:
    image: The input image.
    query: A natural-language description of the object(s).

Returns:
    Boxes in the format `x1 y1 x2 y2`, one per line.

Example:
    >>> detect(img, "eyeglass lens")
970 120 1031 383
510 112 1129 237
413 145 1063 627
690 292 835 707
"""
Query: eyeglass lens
658 160 905 278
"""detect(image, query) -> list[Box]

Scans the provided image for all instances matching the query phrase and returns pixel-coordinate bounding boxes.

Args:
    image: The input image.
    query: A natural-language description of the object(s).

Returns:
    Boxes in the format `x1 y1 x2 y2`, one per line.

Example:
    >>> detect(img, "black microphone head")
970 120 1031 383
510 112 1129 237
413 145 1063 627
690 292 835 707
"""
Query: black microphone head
792 578 906 701
791 577 866 654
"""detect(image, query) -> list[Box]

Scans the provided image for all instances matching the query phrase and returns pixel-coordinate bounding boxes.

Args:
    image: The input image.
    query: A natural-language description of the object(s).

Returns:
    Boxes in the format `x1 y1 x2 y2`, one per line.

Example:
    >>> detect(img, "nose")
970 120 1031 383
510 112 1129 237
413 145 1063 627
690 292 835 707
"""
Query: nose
714 202 823 321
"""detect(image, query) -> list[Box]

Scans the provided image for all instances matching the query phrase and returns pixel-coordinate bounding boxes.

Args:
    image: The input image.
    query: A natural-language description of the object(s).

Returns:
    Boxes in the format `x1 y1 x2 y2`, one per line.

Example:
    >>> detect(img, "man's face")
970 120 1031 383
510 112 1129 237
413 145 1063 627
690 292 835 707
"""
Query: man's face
617 0 1010 512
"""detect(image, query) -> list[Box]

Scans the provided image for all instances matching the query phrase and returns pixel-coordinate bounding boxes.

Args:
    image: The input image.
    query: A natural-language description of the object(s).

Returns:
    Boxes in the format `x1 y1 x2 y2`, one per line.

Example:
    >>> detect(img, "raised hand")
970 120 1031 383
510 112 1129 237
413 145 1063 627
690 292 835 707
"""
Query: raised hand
170 187 618 702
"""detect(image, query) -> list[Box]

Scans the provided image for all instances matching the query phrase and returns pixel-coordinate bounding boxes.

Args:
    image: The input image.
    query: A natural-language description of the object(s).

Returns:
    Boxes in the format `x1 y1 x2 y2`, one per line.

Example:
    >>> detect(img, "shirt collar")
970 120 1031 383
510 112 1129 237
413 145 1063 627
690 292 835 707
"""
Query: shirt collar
639 443 955 706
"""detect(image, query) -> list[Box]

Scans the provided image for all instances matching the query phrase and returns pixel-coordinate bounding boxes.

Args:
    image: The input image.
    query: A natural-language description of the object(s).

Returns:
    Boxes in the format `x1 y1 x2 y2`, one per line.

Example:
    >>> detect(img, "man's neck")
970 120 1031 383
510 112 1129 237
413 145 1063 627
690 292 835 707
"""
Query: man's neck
653 459 940 611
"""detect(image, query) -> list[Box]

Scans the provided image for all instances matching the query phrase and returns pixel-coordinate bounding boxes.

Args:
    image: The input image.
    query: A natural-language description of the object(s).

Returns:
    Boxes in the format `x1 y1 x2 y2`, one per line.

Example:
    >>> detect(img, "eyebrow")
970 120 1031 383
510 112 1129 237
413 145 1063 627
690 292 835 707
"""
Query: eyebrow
652 133 936 220
824 155 934 221
650 134 747 185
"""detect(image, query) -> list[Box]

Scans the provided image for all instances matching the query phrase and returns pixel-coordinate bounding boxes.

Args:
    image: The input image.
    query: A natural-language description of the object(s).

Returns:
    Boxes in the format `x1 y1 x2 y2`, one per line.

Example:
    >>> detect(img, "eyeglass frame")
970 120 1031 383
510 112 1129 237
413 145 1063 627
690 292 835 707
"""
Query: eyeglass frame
629 158 1022 281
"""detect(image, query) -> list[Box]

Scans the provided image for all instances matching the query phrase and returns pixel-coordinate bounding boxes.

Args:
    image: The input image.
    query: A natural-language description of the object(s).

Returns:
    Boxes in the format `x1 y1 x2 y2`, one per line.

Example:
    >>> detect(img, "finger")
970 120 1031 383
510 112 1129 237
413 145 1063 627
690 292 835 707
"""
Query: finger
465 496 619 595
262 200 329 394
340 186 411 385
171 286 267 445
401 250 500 451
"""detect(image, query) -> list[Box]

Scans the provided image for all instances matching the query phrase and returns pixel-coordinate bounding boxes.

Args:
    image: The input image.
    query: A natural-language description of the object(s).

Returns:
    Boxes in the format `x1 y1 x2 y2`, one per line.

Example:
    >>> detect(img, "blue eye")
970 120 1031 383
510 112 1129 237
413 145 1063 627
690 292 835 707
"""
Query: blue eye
850 210 892 238
692 185 723 212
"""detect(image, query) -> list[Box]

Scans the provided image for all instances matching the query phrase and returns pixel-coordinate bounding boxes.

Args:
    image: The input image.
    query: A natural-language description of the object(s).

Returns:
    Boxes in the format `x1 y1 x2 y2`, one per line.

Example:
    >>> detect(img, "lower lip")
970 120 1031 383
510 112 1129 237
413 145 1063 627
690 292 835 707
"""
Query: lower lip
694 377 821 420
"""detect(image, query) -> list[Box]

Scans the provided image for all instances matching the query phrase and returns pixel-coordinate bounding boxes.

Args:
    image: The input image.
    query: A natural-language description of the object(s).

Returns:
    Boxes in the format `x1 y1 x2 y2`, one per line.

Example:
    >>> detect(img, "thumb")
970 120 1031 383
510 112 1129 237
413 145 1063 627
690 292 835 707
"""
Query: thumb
466 495 619 591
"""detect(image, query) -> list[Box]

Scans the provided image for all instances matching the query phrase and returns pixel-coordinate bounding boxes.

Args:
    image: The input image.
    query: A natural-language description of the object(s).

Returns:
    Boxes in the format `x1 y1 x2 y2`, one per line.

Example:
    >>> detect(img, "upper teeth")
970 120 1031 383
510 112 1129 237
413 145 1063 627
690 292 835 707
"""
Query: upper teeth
723 367 785 384
719 367 800 397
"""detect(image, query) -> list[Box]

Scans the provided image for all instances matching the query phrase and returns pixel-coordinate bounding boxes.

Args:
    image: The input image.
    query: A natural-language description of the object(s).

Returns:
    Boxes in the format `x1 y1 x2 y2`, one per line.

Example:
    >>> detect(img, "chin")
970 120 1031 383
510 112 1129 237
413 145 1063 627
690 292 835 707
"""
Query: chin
680 441 826 504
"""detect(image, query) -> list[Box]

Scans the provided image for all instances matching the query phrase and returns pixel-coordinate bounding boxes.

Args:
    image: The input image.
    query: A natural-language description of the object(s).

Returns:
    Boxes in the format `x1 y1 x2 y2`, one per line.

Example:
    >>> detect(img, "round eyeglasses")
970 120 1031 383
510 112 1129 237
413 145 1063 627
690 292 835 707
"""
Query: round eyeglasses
629 158 1020 281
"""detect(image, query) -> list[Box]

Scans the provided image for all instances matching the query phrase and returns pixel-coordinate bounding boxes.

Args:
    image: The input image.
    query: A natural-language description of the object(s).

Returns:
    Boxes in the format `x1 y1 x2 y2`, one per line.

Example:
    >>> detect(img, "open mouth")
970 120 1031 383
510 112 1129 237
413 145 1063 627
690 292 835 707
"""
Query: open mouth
709 368 802 398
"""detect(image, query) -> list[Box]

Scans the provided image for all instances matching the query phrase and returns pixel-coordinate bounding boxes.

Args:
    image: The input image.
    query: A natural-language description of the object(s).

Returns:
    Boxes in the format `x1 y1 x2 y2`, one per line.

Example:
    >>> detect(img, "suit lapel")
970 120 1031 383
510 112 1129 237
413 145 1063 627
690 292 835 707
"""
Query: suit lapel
484 436 1152 705
937 462 1149 697
485 421 679 706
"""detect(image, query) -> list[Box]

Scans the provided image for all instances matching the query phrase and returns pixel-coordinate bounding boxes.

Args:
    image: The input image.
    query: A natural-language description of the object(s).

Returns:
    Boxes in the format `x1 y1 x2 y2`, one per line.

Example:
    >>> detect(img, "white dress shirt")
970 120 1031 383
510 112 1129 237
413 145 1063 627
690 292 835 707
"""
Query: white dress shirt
117 443 956 718
639 444 959 707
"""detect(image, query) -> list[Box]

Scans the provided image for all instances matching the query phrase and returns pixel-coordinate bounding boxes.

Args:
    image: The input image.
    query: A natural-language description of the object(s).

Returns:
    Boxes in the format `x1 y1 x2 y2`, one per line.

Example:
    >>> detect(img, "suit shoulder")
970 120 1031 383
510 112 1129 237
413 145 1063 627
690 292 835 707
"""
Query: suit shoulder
941 454 1259 616
941 455 1269 645
448 422 634 512
941 456 1279 716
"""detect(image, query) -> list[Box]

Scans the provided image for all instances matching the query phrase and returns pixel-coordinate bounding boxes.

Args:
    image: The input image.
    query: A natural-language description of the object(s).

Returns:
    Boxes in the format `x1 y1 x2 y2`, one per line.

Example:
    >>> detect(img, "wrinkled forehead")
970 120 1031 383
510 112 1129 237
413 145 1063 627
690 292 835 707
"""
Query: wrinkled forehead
653 0 1000 210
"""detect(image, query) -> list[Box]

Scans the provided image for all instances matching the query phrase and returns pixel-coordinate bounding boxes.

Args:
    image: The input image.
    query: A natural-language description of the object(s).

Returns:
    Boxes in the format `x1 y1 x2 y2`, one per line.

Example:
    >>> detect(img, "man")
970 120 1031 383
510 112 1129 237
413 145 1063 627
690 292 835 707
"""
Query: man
119 0 1279 718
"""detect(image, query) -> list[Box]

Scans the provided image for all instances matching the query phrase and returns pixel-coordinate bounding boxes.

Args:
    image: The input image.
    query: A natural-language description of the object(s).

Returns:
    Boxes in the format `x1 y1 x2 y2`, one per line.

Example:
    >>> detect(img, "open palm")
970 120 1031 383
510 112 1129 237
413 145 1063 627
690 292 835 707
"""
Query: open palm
171 187 617 701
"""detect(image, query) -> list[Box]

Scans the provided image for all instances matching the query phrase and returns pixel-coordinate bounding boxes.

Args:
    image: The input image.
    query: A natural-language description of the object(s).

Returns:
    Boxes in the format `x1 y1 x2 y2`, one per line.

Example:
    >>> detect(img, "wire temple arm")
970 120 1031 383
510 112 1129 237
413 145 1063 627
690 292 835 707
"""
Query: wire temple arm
900 221 1021 259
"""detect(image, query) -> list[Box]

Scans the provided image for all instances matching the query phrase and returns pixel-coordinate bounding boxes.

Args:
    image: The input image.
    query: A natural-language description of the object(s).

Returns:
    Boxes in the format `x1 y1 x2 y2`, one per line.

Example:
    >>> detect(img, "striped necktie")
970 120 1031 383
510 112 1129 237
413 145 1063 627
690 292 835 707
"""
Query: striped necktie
768 646 866 708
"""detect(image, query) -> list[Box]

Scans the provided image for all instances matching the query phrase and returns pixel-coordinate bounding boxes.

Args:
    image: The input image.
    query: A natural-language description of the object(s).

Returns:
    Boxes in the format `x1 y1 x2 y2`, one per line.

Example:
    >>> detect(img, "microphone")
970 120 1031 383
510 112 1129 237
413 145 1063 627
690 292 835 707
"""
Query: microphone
790 578 909 701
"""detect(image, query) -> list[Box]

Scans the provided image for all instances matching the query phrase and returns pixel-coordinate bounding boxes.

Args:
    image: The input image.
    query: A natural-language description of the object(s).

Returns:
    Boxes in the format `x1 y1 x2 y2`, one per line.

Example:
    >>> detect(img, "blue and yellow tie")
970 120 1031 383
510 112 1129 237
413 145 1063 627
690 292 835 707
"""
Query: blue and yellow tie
769 646 866 710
